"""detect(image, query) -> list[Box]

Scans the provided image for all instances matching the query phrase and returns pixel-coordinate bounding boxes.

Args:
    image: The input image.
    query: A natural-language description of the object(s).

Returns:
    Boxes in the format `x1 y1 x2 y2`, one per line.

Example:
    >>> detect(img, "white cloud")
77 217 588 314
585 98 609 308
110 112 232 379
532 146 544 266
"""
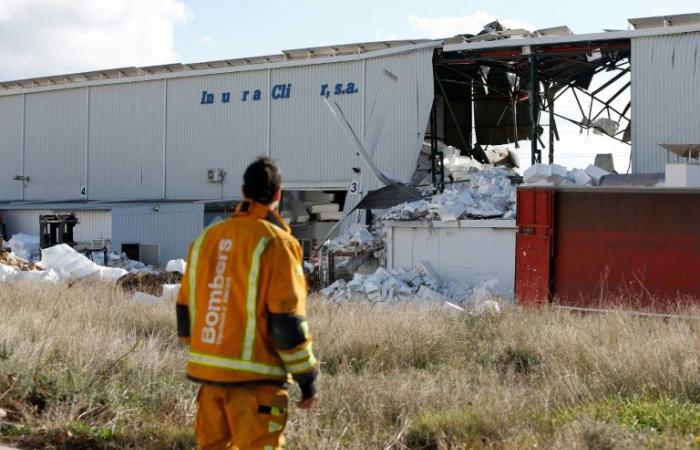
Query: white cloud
0 0 189 81
197 35 214 44
408 11 538 39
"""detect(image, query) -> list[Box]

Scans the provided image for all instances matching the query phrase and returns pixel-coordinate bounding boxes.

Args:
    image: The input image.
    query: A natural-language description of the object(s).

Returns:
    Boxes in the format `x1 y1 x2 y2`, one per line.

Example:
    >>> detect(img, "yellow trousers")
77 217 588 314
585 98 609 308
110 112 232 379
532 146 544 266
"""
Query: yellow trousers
195 384 288 450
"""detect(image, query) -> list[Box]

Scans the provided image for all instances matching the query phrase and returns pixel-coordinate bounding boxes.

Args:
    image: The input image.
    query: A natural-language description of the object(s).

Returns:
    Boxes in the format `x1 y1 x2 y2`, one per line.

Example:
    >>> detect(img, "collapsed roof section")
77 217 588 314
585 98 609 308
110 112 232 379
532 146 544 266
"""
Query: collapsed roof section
436 13 700 165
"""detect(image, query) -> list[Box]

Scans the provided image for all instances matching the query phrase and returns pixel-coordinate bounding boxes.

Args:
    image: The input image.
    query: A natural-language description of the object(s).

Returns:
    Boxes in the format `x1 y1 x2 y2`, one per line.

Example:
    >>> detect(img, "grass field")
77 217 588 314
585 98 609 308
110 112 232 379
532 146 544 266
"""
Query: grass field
0 281 699 449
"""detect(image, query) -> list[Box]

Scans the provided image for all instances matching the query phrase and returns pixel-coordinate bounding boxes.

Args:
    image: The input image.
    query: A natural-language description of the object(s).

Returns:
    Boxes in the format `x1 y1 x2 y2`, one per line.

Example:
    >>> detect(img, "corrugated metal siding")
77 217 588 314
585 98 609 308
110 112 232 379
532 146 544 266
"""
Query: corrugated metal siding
24 88 88 200
111 203 204 263
0 95 24 200
89 81 166 200
270 61 364 184
366 48 434 185
0 46 435 203
1 209 111 242
632 32 700 173
166 71 269 200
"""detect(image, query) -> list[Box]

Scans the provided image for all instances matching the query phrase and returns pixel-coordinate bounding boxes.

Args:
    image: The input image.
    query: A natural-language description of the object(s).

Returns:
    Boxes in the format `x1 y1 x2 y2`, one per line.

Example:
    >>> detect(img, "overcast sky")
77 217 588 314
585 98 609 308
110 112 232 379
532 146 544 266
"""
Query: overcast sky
1 0 697 170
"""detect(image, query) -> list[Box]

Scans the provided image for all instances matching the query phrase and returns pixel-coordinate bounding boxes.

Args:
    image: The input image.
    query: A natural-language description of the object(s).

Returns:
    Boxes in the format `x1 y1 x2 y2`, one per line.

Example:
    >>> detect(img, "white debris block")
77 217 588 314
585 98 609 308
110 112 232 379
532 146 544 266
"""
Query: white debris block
39 244 128 282
166 259 187 274
321 279 346 297
326 224 378 251
444 301 466 313
585 164 610 185
474 300 501 315
0 263 18 283
162 284 181 299
523 163 551 182
567 168 592 186
8 234 40 261
524 163 569 185
592 118 618 137
416 261 441 287
550 164 568 178
315 211 342 221
417 285 452 304
133 292 165 306
14 268 61 284
309 203 339 214
436 199 466 222
472 278 500 304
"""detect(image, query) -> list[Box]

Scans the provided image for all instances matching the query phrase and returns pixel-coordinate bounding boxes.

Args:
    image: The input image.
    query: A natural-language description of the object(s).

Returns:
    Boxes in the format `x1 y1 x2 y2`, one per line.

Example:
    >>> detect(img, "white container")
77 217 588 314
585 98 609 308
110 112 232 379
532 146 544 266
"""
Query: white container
665 163 700 187
385 219 516 297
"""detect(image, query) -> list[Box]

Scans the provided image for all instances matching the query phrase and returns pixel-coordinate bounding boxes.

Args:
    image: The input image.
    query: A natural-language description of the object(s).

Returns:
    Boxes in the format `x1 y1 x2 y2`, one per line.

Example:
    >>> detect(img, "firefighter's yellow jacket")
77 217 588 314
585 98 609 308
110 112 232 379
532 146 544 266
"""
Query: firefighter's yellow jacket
177 200 318 397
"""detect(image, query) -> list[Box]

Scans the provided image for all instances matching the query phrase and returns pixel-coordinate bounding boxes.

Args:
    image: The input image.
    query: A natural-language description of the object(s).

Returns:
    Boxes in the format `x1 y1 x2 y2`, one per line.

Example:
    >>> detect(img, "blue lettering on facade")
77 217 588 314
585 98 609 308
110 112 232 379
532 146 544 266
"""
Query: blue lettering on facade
201 90 215 104
200 81 356 105
271 84 291 100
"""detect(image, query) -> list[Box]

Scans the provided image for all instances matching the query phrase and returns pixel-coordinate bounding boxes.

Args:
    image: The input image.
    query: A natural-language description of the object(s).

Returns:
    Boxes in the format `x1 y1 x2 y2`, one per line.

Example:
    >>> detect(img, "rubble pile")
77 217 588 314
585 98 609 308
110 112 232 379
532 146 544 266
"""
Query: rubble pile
326 223 381 251
383 167 517 221
320 261 501 313
523 163 611 186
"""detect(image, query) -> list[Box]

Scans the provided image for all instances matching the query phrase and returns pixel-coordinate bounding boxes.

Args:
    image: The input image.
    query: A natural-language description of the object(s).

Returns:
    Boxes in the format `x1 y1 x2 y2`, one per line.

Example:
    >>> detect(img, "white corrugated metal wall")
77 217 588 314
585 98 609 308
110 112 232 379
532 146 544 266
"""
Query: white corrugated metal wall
0 44 436 204
1 209 111 243
0 95 23 201
632 32 700 173
24 89 89 200
166 70 270 199
89 81 166 200
111 203 204 263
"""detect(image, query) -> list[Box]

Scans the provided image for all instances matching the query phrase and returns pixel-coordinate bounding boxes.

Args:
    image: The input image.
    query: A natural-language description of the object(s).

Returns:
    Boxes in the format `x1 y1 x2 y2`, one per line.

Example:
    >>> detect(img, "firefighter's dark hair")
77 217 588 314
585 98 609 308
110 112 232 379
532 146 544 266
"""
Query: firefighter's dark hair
243 157 282 205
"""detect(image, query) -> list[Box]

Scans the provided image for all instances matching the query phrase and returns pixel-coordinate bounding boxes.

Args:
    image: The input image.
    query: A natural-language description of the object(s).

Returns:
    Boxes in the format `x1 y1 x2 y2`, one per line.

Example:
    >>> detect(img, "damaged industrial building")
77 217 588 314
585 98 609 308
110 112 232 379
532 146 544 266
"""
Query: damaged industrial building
2 13 700 310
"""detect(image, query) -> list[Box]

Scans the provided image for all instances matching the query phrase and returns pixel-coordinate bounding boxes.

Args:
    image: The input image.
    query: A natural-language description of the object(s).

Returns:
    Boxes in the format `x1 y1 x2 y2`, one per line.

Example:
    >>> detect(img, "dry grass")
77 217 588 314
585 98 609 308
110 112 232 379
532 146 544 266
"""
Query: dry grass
0 282 699 449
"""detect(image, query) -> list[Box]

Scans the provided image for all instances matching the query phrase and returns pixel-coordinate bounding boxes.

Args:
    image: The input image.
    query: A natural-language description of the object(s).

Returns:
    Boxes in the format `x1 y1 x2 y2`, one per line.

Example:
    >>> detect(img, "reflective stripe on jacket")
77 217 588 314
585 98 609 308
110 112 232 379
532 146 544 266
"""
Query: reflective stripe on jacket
177 200 317 384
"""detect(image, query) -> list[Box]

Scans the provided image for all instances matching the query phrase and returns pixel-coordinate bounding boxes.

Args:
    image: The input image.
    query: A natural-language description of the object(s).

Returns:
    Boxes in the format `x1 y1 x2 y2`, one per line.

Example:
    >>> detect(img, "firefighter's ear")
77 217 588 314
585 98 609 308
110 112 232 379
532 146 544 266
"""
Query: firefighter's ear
272 187 282 203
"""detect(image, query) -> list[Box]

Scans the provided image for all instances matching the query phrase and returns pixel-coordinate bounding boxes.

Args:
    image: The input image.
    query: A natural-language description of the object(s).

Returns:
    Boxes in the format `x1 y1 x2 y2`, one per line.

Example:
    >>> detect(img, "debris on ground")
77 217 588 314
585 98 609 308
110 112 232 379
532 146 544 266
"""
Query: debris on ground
39 244 128 282
7 233 40 261
0 248 39 271
165 258 187 274
320 261 502 313
132 283 180 305
117 272 183 296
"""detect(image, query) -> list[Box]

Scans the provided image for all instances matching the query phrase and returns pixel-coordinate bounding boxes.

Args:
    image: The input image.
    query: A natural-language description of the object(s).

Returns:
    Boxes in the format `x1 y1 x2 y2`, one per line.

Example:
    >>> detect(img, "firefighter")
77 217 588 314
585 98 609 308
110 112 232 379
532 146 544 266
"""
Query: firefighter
177 157 319 450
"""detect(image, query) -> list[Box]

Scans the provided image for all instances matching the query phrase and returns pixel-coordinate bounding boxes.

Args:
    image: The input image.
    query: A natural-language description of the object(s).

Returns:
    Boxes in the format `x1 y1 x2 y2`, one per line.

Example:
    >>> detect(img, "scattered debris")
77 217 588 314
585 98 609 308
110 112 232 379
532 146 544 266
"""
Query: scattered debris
39 244 128 282
592 118 619 137
165 259 187 274
326 224 380 251
585 164 610 185
383 167 516 221
117 272 182 296
132 283 180 305
523 163 611 186
320 260 501 312
7 233 40 261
